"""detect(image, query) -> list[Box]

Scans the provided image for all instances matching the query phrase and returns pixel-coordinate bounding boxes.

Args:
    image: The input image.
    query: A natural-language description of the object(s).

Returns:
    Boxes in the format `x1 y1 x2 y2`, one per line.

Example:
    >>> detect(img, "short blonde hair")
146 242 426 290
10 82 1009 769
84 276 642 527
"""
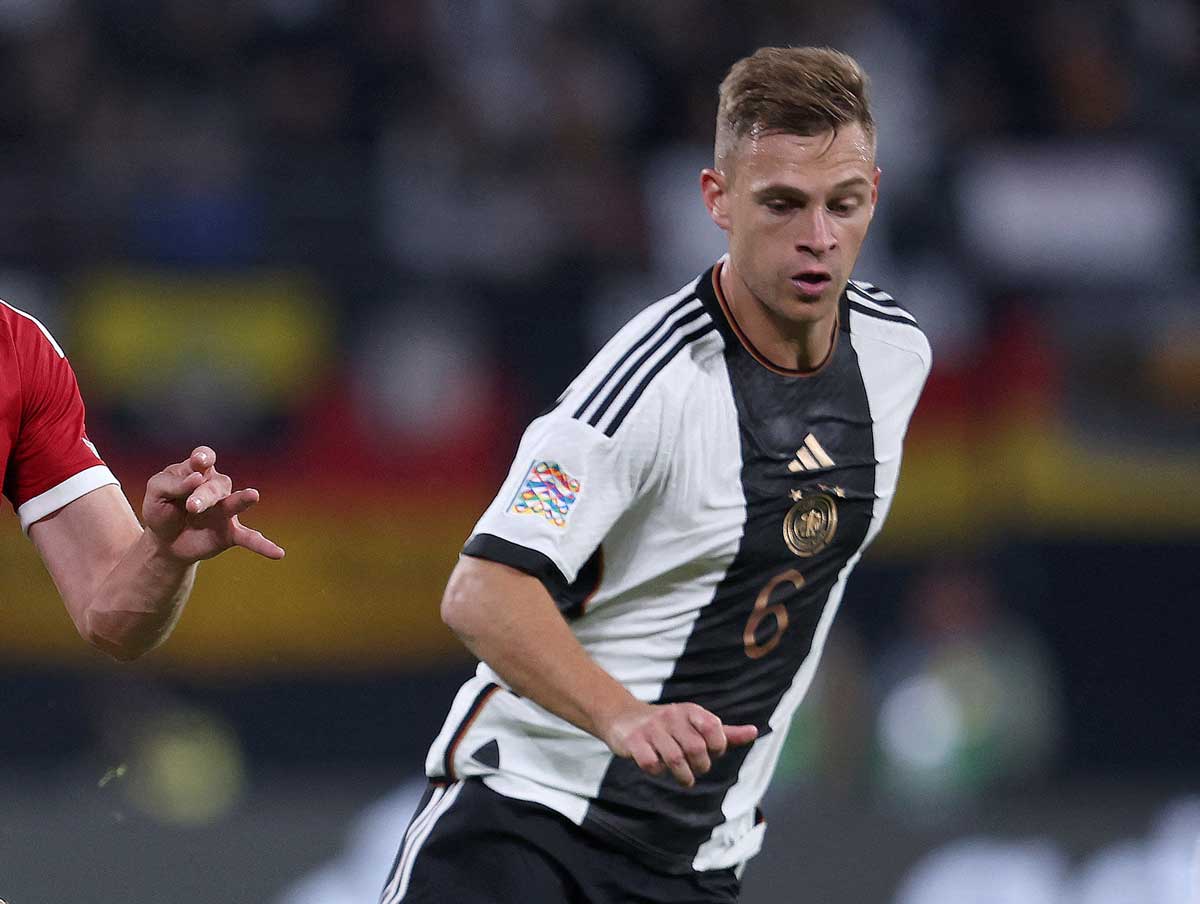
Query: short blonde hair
715 46 875 172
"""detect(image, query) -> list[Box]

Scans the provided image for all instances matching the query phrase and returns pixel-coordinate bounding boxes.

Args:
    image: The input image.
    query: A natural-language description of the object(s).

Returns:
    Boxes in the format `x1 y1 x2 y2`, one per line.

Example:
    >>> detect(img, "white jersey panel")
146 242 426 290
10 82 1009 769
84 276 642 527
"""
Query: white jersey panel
847 307 932 542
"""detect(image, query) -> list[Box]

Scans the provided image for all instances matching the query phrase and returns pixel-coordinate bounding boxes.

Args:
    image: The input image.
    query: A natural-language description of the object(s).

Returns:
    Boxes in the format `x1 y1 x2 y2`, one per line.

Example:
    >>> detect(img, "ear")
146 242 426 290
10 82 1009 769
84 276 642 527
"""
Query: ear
700 168 731 230
871 166 881 208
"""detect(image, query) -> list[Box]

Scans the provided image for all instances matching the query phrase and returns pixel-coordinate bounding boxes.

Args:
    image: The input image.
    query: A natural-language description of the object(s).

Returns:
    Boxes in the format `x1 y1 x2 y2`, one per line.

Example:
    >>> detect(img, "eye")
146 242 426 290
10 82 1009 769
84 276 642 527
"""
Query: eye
829 196 863 216
764 198 794 214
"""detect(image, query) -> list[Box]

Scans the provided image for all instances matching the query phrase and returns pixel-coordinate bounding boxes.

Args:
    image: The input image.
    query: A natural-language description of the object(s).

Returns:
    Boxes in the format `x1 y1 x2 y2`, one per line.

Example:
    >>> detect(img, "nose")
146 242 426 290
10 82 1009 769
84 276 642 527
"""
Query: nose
795 207 836 257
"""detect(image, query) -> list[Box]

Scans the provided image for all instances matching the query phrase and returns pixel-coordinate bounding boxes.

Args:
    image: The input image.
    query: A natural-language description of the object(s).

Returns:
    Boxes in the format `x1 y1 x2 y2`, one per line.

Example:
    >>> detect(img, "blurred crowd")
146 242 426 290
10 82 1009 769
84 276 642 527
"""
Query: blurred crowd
0 0 1195 460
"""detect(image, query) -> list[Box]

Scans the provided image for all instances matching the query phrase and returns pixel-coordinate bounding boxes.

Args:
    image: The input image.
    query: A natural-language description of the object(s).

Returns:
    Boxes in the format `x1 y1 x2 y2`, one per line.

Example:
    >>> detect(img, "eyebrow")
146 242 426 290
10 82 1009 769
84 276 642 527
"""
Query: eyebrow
752 176 872 202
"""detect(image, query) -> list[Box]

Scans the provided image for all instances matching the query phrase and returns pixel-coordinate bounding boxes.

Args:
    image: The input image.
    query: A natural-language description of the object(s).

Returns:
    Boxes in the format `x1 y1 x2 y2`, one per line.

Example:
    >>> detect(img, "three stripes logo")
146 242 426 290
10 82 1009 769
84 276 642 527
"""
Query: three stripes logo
788 433 836 473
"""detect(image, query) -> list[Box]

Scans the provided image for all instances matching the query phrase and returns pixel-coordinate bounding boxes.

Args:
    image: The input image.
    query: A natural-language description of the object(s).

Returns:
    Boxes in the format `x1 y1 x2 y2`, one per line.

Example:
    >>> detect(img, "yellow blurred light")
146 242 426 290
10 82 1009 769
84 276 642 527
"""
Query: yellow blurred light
125 708 246 826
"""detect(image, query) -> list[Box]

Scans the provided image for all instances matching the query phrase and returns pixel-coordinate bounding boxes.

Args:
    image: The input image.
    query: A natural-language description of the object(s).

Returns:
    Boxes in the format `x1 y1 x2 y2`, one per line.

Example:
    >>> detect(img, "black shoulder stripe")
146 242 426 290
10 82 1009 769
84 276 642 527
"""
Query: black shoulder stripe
572 294 698 420
603 321 717 437
848 300 922 329
586 305 707 429
849 280 901 306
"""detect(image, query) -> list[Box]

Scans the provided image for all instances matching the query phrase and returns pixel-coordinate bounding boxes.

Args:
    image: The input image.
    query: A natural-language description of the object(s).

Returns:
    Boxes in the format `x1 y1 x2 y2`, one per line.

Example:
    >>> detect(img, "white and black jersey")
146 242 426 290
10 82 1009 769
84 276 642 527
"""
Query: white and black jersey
425 259 931 874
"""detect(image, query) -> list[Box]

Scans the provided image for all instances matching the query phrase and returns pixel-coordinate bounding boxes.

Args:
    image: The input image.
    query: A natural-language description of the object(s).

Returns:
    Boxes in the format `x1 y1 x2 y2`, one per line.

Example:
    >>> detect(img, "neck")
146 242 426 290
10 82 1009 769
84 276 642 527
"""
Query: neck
718 260 837 373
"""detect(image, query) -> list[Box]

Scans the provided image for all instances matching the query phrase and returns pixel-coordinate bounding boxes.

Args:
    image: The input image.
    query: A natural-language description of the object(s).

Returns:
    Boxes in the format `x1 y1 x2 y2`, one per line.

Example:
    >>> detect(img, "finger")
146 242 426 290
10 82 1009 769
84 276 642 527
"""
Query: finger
687 707 728 758
195 487 259 519
723 724 759 748
232 524 286 560
680 731 712 777
652 732 694 788
626 738 663 776
189 446 216 473
185 473 238 515
148 468 205 501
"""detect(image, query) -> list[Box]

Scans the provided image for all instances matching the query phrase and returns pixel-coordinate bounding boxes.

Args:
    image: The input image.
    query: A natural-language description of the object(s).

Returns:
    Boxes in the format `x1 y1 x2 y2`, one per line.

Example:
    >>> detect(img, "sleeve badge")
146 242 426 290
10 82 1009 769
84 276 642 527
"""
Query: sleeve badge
509 460 582 528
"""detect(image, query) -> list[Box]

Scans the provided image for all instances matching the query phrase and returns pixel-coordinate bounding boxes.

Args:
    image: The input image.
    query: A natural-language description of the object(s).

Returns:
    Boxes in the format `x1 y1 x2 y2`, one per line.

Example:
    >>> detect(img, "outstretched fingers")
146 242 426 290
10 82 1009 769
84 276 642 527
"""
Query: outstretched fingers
204 489 285 559
232 523 286 560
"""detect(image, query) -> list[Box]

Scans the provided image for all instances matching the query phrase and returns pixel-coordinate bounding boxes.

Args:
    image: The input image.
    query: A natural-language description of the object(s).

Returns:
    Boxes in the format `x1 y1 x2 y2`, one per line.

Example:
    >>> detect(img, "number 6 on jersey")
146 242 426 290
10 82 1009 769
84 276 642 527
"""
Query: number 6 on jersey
744 568 805 659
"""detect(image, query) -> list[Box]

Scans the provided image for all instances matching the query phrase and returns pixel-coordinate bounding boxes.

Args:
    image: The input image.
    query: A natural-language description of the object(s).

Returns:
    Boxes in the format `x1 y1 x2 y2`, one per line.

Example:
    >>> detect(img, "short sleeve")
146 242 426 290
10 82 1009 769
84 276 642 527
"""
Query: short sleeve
463 394 665 597
2 306 119 532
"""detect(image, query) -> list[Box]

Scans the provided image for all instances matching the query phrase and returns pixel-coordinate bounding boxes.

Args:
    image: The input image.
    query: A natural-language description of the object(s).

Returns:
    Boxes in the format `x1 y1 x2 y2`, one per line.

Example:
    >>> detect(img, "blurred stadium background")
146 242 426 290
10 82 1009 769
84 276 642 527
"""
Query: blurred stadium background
0 1 1197 902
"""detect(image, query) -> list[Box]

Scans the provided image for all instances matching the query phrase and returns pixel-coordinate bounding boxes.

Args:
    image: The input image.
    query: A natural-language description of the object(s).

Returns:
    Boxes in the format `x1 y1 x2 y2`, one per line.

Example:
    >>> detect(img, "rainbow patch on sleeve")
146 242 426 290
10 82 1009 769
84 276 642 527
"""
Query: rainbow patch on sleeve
509 461 582 528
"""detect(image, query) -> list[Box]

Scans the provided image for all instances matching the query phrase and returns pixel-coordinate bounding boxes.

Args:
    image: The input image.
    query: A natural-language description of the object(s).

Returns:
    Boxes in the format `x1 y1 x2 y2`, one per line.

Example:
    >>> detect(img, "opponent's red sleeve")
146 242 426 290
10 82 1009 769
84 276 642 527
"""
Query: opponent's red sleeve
1 304 119 532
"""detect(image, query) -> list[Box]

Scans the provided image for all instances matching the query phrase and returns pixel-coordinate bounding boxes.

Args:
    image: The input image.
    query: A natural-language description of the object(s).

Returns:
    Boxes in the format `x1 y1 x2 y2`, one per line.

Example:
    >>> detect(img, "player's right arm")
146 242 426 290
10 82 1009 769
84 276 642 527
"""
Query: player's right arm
441 554 756 788
1 302 282 661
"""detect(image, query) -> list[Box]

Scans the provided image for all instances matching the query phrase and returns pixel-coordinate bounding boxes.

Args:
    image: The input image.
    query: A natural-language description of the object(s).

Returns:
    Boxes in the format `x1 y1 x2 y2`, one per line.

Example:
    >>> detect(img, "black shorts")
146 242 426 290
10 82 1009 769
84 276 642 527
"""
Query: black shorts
379 779 742 904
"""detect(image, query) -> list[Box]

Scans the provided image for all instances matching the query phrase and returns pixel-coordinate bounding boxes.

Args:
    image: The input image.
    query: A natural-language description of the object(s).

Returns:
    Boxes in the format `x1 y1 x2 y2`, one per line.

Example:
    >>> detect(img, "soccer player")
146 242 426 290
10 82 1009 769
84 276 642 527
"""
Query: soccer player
2 299 284 662
382 47 931 903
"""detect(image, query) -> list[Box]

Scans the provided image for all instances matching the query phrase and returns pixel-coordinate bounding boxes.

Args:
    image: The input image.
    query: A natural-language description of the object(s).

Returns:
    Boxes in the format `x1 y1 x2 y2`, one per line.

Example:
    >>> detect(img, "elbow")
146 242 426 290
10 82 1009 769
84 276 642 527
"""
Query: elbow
440 583 476 641
440 565 491 644
81 609 156 663
85 628 148 662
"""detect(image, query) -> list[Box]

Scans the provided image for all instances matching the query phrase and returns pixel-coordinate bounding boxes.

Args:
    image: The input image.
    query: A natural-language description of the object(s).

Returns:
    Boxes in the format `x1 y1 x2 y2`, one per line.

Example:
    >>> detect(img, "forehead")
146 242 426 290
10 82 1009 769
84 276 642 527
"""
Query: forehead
732 125 875 188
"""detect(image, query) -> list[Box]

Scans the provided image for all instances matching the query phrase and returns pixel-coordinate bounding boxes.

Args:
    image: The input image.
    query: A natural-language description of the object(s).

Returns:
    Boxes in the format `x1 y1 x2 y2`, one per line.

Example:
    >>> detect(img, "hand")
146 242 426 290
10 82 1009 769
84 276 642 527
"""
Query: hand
142 446 285 564
601 701 757 788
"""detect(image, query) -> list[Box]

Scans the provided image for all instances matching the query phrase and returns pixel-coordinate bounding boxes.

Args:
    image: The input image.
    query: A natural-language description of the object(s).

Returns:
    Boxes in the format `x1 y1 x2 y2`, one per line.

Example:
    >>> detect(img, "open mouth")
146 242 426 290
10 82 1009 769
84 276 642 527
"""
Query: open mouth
792 271 832 294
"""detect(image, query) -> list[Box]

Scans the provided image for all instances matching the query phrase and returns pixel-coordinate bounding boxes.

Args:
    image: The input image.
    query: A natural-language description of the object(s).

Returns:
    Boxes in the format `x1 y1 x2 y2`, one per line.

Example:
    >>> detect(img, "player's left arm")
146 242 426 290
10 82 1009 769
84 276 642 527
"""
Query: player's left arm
30 446 284 661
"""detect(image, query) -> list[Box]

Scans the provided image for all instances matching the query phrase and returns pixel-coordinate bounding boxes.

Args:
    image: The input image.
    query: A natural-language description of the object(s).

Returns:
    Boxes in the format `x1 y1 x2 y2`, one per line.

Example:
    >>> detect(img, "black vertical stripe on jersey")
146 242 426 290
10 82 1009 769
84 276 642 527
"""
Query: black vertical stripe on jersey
573 294 698 421
587 306 708 430
603 321 718 437
582 272 878 873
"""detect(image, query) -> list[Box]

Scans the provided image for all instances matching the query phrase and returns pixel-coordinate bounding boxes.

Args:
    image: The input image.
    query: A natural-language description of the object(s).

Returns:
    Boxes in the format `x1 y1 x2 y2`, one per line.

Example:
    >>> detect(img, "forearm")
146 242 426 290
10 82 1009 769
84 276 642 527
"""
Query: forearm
442 558 640 742
82 529 198 661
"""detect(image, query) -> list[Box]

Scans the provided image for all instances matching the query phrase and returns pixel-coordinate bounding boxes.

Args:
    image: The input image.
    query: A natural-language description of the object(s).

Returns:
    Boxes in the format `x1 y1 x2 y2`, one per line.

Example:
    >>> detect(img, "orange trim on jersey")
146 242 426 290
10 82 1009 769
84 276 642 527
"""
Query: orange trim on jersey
444 683 501 782
712 262 839 378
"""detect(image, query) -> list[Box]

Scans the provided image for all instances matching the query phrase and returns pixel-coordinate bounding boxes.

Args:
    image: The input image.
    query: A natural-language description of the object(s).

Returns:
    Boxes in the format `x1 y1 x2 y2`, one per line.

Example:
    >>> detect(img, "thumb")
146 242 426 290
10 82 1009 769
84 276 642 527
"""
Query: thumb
723 724 758 747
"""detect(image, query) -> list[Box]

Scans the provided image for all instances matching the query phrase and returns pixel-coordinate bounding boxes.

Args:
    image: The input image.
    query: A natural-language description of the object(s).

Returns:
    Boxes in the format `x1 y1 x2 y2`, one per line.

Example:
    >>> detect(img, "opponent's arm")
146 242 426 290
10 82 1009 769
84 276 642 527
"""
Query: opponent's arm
441 555 756 787
30 446 284 661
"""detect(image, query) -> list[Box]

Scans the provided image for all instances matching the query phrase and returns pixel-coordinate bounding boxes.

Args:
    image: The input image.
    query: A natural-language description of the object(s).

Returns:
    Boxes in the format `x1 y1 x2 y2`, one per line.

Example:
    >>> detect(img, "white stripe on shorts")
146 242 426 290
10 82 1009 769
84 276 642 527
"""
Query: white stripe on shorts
380 781 463 904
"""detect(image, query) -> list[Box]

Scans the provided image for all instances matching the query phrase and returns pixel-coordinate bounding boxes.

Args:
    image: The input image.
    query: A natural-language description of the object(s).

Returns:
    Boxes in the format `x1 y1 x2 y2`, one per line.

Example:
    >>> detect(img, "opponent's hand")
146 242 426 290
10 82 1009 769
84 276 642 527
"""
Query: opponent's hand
602 701 757 788
142 446 285 564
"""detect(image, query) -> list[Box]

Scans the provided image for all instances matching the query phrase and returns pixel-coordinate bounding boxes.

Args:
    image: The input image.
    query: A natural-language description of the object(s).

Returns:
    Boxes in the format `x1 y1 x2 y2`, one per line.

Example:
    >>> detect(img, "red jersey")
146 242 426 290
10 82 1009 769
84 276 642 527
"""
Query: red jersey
0 301 117 532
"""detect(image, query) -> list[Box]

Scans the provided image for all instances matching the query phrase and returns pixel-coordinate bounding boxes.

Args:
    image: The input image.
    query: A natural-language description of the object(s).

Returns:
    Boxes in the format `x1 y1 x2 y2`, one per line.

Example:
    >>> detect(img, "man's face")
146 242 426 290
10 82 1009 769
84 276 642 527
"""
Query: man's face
702 124 879 327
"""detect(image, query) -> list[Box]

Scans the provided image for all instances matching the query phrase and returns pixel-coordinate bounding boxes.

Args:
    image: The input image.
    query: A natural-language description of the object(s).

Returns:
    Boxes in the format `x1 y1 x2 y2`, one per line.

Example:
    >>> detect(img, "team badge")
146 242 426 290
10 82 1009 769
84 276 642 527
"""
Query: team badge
509 460 581 528
783 492 838 557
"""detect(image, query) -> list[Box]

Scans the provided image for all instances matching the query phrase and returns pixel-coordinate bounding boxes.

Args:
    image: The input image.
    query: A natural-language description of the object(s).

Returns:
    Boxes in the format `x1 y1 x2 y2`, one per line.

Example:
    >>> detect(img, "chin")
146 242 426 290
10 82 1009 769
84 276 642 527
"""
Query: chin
779 293 836 321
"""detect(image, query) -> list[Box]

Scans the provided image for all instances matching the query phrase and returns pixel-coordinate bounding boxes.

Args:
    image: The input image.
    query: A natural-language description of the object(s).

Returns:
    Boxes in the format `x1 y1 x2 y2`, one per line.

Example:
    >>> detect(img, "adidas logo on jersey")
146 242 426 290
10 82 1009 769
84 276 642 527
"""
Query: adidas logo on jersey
787 433 835 473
